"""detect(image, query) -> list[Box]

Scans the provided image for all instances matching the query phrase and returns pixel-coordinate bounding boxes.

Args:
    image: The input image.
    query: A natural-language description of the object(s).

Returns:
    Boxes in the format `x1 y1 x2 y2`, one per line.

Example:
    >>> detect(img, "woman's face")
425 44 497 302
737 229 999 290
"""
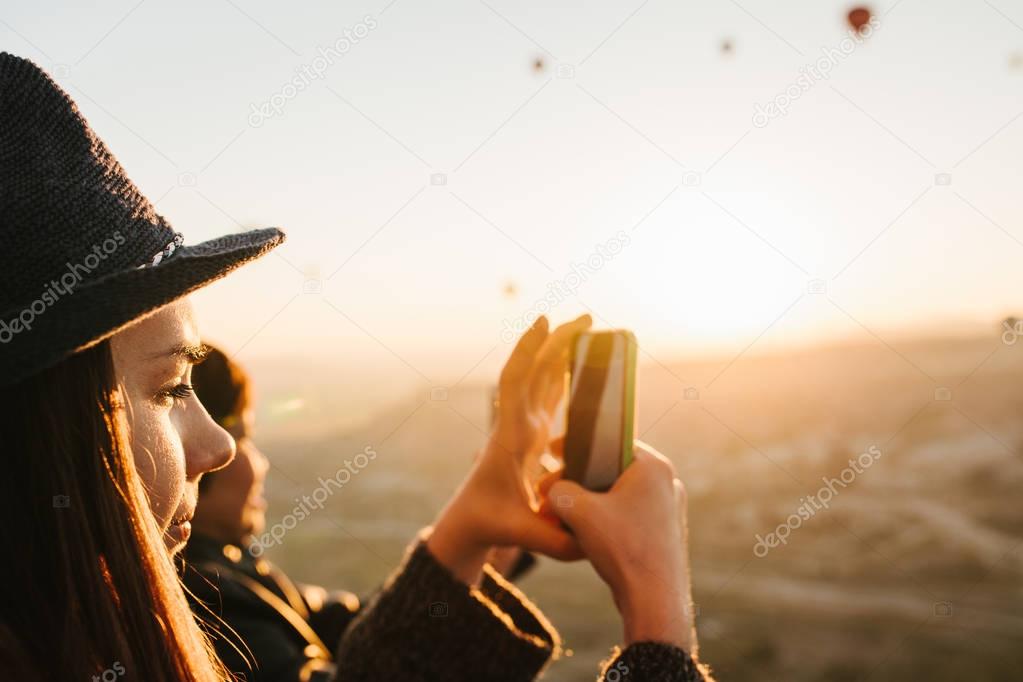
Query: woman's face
192 407 269 545
110 298 235 554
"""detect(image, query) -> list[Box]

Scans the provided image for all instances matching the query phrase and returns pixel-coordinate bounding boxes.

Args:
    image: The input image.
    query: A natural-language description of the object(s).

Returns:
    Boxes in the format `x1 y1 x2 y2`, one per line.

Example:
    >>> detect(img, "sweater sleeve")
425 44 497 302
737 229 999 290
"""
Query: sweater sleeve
478 561 555 649
333 530 558 682
599 642 713 682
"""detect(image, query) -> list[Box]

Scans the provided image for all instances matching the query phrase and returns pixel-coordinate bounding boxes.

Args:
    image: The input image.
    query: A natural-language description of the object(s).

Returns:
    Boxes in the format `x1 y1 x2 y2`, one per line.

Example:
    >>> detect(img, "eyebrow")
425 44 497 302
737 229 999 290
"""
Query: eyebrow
167 342 211 364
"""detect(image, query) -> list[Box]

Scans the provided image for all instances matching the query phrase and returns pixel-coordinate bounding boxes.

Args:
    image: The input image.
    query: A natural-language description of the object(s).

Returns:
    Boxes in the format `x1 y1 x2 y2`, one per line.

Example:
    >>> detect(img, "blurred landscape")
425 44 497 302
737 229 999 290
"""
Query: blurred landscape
252 324 1023 681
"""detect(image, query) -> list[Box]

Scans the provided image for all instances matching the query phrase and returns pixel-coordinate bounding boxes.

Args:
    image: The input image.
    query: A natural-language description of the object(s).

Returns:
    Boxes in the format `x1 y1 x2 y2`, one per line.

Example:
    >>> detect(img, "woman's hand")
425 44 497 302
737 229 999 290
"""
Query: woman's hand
543 442 698 654
427 314 591 584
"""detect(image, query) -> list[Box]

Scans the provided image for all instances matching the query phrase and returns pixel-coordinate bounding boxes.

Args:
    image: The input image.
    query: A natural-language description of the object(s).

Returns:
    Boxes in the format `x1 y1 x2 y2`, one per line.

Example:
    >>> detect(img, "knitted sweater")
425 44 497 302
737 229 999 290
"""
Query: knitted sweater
334 533 712 681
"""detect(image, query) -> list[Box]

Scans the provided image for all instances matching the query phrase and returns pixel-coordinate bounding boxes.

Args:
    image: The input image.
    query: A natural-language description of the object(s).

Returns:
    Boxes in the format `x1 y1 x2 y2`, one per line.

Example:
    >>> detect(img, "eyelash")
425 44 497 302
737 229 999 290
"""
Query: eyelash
161 383 195 402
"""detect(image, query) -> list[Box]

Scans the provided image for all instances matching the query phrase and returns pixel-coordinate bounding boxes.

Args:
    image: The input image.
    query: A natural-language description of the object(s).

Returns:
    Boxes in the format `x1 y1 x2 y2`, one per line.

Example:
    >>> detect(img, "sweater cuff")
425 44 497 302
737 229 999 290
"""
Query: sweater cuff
601 642 712 682
480 561 558 652
336 530 555 681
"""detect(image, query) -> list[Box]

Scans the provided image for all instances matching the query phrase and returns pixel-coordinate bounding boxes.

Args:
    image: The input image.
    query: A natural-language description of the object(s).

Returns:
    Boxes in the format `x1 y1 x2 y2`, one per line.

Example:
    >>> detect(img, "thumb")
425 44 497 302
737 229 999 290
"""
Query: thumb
517 513 584 561
547 479 590 525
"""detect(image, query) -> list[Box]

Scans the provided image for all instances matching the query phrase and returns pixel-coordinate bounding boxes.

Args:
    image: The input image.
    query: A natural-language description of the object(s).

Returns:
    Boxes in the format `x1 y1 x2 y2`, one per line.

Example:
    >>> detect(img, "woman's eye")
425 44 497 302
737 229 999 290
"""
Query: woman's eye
159 383 195 403
171 384 195 399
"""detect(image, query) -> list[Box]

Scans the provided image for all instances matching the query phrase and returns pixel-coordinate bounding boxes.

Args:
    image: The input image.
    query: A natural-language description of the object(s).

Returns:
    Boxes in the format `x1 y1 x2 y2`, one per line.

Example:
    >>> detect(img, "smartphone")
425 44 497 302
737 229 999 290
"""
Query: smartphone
562 330 637 492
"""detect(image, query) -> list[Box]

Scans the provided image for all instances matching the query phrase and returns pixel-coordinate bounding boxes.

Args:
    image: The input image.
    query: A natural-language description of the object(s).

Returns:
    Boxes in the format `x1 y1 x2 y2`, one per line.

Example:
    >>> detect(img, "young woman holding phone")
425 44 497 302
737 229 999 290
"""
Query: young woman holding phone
0 53 709 681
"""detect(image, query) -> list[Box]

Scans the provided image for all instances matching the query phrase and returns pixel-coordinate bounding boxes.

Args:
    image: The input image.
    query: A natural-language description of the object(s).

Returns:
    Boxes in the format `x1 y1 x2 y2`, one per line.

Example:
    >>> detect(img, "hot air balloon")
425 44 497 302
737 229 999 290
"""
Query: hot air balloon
847 6 872 34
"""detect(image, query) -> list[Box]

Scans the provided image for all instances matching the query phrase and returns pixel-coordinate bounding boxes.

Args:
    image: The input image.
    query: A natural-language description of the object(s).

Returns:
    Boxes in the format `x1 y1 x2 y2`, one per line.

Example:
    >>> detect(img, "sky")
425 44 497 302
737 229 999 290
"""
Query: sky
4 0 1023 394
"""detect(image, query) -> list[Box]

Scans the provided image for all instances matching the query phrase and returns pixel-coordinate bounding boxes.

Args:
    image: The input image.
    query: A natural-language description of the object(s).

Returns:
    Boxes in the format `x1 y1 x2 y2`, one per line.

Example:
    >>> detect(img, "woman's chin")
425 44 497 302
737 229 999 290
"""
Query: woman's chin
164 520 192 554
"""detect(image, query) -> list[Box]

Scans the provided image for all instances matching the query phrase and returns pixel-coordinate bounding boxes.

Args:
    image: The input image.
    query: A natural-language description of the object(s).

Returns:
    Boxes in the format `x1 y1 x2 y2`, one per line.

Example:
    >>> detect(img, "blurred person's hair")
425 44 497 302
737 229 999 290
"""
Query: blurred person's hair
191 345 250 429
0 342 228 681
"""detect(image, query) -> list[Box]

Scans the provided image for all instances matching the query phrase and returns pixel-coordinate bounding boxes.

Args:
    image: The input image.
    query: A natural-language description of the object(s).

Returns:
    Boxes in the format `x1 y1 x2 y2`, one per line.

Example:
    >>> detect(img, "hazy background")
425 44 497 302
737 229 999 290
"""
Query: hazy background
5 0 1023 679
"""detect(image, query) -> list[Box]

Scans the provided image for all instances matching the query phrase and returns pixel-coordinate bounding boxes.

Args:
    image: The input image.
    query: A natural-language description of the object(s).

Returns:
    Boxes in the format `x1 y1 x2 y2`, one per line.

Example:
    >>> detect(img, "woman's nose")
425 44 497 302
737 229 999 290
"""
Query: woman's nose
187 412 236 479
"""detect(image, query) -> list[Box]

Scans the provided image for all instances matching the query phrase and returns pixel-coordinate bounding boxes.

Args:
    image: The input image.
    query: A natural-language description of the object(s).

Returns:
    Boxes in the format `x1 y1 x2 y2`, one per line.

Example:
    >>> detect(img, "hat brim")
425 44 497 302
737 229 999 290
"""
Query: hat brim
1 227 285 386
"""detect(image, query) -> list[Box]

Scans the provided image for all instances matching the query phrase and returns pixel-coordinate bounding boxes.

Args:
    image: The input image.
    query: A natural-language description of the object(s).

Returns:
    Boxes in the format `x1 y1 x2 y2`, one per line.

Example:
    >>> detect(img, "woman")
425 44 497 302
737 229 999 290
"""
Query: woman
0 52 710 681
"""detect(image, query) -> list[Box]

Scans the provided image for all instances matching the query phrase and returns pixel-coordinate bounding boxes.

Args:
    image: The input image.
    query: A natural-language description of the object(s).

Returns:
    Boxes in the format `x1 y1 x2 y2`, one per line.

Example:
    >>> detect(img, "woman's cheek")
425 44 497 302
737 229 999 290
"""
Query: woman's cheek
131 413 187 530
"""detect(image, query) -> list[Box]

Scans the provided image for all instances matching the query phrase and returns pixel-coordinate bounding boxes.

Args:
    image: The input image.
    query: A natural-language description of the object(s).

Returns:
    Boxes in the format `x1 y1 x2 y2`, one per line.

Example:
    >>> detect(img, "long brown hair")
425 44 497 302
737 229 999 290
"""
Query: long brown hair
0 341 227 680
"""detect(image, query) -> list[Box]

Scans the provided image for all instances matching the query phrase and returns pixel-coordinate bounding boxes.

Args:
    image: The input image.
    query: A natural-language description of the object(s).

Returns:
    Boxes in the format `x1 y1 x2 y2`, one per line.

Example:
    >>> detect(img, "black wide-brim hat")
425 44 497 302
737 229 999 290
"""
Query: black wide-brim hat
0 53 285 386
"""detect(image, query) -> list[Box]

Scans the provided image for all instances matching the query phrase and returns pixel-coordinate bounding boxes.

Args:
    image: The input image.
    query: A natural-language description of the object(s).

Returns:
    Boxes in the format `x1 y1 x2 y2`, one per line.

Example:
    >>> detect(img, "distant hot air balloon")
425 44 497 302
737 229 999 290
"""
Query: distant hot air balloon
721 39 734 55
532 57 545 73
847 6 872 34
503 281 518 299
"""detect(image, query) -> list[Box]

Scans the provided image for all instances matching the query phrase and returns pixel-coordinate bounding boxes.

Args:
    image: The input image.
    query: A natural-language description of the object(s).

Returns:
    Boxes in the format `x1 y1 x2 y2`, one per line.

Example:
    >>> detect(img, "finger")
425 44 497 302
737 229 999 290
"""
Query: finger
528 349 570 415
617 444 677 500
535 468 566 521
674 477 689 522
548 435 564 457
536 496 560 524
518 514 585 561
536 467 564 500
634 438 668 461
633 439 678 477
547 478 590 526
528 314 591 408
501 316 549 387
534 443 563 477
535 314 592 373
542 372 566 415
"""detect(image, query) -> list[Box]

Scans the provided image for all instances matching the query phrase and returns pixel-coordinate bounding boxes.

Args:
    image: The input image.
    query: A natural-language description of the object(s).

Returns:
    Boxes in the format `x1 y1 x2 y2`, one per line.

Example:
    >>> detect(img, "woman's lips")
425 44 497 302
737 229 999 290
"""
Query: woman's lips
167 519 192 544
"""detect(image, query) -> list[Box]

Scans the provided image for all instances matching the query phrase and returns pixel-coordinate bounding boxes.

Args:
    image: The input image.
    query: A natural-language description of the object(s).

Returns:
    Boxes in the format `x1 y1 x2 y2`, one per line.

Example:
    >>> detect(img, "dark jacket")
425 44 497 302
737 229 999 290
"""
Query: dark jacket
182 532 361 681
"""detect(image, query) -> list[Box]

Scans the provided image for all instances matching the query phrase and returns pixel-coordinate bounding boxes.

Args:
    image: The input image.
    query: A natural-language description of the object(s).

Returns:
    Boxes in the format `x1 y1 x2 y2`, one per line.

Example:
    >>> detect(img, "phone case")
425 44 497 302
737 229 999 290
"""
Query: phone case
564 331 634 490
